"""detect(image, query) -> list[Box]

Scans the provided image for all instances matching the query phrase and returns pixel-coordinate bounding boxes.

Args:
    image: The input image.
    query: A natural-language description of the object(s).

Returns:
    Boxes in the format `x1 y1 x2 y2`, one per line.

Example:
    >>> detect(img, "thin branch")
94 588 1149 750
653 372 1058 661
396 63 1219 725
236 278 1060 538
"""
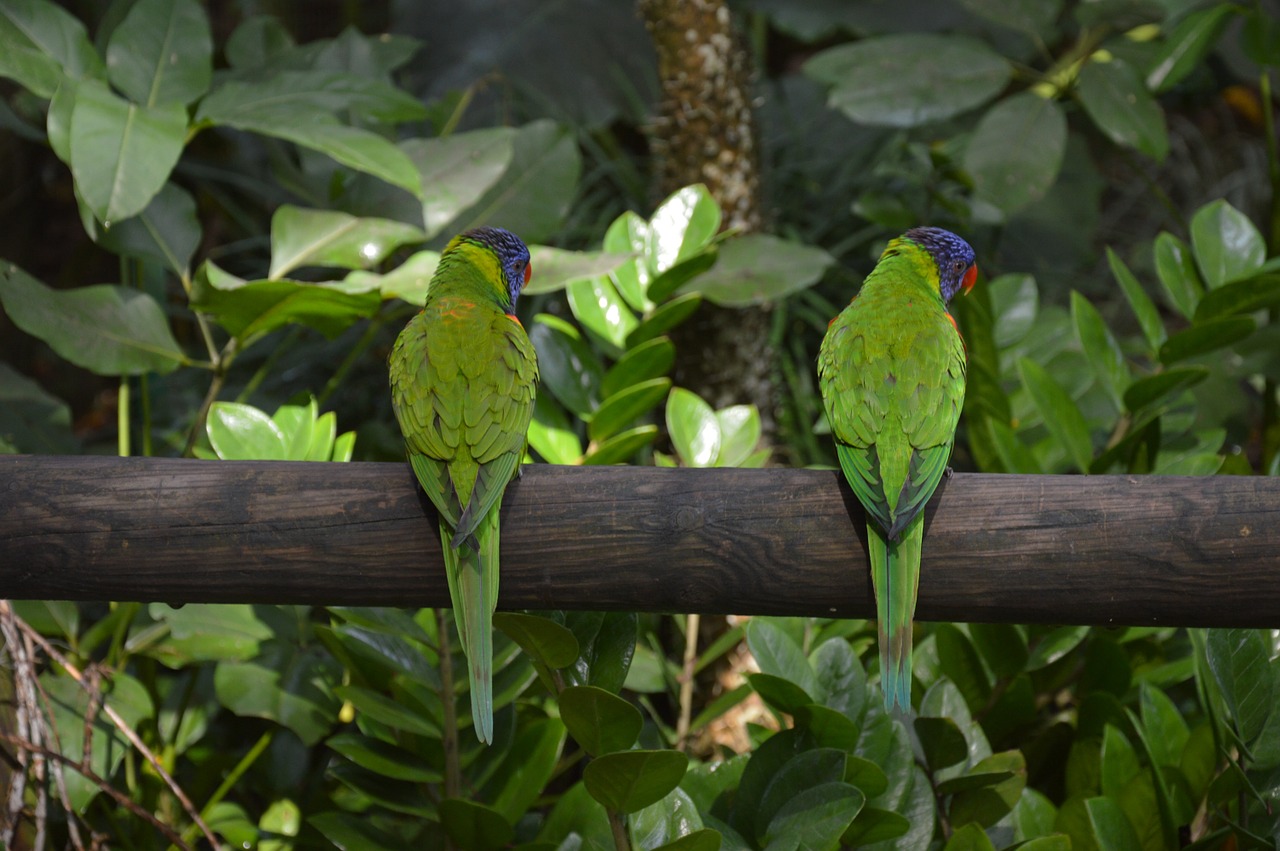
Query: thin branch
675 614 700 751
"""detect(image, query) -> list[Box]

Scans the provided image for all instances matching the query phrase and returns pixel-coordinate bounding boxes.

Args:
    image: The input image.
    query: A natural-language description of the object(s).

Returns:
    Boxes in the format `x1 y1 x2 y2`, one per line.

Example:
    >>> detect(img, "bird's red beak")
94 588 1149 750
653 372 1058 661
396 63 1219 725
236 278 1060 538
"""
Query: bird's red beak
962 264 978 294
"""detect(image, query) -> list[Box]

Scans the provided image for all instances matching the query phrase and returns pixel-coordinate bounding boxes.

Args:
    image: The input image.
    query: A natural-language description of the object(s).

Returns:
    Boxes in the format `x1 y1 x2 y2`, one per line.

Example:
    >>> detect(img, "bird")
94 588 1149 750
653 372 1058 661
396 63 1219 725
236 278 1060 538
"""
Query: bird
817 227 976 712
388 226 538 743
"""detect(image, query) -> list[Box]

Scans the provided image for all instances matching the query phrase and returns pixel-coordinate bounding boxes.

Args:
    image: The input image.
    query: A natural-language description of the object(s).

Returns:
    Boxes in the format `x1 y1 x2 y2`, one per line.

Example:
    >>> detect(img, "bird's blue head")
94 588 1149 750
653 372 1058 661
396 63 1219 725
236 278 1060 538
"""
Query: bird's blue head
903 227 978 303
457 226 532 311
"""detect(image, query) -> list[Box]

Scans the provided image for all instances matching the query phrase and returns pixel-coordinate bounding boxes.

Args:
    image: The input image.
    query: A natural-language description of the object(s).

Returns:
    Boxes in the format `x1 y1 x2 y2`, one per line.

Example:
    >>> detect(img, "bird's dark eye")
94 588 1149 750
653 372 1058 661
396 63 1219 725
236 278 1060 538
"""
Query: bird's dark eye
953 260 966 273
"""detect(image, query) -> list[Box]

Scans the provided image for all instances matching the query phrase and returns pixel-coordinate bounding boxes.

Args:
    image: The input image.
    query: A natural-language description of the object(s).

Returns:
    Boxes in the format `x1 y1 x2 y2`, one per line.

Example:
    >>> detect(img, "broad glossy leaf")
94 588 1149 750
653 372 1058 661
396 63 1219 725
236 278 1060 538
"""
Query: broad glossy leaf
560 611 637 694
755 749 848 840
748 673 814 717
1194 273 1280 320
714 405 761 467
944 822 997 851
148 602 271 663
627 292 702 348
1084 796 1141 851
216 642 341 745
936 625 991 713
589 378 670 443
0 264 187 375
332 683 438 737
805 34 1009 128
764 782 864 850
401 128 514 238
198 69 425 124
915 716 969 772
1158 317 1254 364
959 0 1061 36
989 273 1039 348
746 618 820 702
1122 367 1209 412
1190 200 1266 288
1026 626 1089 671
191 263 380 341
1099 724 1140 799
327 733 440 782
583 750 689 814
648 185 721 276
602 337 676 398
810 637 867 724
527 393 582 464
1206 628 1274 742
269 205 424 279
440 799 514 851
309 810 412 851
1139 684 1189 771
485 717 567 824
841 807 912 847
454 119 581 243
105 0 211 107
631 787 708 851
1071 291 1128 409
568 275 639 355
969 622 1029 680
604 210 653 310
1017 357 1093 471
0 0 104 97
70 80 186 224
525 247 634 296
529 313 604 418
494 612 579 669
1107 248 1166 352
1153 232 1203 318
346 249 439 305
1076 59 1168 160
666 387 721 468
1146 5 1236 92
647 252 719 303
582 425 658 465
560 685 643 756
0 362 74 453
948 750 1027 828
966 93 1067 214
690 234 832 307
793 703 861 751
97 182 200 277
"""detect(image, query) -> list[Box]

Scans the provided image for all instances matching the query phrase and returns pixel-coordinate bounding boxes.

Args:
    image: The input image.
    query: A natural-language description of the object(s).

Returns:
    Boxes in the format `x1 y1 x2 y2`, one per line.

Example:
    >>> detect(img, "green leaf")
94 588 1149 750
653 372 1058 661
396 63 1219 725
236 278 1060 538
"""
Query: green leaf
1099 724 1140 798
1206 629 1274 742
914 716 969 772
525 247 635 296
148 602 271 663
1083 796 1141 851
1017 357 1093 471
1071 291 1129 410
653 829 721 851
0 264 187 375
70 80 187 224
486 717 567 824
440 799 515 851
97 182 200 278
647 185 721 276
583 750 690 814
647 252 719 304
602 337 676 399
529 313 604 418
810 637 867 724
936 625 991 712
1194 273 1280 320
793 704 862 752
1026 626 1089 671
105 0 211 107
715 405 762 467
969 623 1029 679
560 685 643 756
841 807 912 847
958 0 1061 37
948 750 1027 828
944 822 997 851
689 235 832 307
0 362 74 454
666 387 721 468
805 33 1009 128
755 748 848 839
561 611 637 694
400 128 515 238
1158 317 1255 364
191 262 379 341
309 810 411 851
966 92 1067 214
589 378 671 443
763 782 864 851
1122 367 1209 412
605 211 652 310
631 787 709 851
1107 248 1166 352
583 425 659 465
1147 6 1237 92
349 249 439 306
454 119 581 243
268 205 424 279
568 275 639 355
527 393 582 464
1190 200 1266 288
748 673 815 717
332 683 438 737
327 733 441 782
494 612 580 669
216 640 341 745
627 292 703 348
0 0 104 98
1075 58 1168 160
1153 232 1204 318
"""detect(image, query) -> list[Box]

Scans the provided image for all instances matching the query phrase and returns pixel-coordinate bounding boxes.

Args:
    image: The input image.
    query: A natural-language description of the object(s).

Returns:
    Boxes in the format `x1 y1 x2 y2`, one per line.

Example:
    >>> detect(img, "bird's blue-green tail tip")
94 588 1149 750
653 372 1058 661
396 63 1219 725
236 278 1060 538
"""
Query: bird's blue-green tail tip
880 655 912 713
470 679 493 744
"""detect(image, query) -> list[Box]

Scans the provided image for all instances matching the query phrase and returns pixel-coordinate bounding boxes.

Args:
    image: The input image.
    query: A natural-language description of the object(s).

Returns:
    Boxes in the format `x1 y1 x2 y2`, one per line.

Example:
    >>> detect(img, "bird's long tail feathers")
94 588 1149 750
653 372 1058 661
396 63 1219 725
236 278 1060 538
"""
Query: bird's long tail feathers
441 508 501 744
868 516 923 712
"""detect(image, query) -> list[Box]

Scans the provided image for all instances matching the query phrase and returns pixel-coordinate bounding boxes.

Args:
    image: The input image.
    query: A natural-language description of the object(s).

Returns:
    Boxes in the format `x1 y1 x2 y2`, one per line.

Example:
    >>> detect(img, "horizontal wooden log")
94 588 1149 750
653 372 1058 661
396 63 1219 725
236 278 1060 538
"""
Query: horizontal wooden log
0 455 1277 627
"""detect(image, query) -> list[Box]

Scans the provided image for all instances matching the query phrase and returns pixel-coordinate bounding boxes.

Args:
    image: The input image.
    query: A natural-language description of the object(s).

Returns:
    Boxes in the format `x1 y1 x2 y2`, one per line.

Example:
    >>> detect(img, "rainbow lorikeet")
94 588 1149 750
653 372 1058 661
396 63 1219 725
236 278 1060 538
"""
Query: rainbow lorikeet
818 227 977 712
389 226 538 743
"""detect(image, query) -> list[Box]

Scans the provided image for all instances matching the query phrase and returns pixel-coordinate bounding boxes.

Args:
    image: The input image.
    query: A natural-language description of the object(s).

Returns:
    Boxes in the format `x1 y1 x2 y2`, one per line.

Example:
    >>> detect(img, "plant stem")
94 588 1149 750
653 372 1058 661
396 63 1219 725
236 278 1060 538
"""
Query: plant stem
117 377 130 457
140 373 152 456
436 608 462 803
317 313 386 408
675 613 699 751
607 809 633 851
184 340 237 457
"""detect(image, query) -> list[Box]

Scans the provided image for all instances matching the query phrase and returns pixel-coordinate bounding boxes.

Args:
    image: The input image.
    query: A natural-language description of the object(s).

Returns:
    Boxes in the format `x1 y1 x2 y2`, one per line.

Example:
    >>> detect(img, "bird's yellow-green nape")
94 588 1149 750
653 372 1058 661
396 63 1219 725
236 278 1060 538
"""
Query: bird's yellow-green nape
389 225 538 744
817 226 976 713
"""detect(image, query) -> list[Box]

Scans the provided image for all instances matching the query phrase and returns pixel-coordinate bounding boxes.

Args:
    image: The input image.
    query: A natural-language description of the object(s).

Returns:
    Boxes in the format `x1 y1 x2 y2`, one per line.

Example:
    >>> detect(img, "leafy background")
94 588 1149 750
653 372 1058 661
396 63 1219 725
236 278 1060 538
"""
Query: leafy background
1 0 1279 849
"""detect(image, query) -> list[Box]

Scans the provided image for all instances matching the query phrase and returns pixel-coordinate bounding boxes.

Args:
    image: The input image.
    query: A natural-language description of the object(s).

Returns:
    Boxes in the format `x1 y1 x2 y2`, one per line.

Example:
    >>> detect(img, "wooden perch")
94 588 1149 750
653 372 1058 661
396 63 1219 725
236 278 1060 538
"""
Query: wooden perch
1 455 1277 627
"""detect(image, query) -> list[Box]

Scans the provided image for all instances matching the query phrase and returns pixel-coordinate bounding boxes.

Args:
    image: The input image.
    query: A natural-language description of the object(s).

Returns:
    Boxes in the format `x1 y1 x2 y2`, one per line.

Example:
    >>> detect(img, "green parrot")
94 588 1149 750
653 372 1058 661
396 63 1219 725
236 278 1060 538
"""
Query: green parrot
389 226 538 744
818 227 977 712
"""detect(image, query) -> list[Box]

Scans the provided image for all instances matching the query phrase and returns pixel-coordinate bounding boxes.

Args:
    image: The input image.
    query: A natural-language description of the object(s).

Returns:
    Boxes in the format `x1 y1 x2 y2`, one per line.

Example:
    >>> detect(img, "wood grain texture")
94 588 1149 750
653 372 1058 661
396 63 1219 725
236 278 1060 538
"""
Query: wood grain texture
1 455 1277 626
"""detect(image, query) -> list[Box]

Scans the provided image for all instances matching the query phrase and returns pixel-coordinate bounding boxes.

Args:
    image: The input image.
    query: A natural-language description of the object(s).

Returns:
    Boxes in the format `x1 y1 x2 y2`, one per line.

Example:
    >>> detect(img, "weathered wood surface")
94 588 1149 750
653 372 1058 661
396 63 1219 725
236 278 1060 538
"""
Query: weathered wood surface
1 455 1277 626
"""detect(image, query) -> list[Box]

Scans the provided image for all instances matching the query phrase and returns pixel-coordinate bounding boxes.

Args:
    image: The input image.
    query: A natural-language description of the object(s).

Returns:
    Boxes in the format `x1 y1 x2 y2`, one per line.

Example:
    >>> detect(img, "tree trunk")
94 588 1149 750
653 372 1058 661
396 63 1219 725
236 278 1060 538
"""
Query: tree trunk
638 0 776 438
